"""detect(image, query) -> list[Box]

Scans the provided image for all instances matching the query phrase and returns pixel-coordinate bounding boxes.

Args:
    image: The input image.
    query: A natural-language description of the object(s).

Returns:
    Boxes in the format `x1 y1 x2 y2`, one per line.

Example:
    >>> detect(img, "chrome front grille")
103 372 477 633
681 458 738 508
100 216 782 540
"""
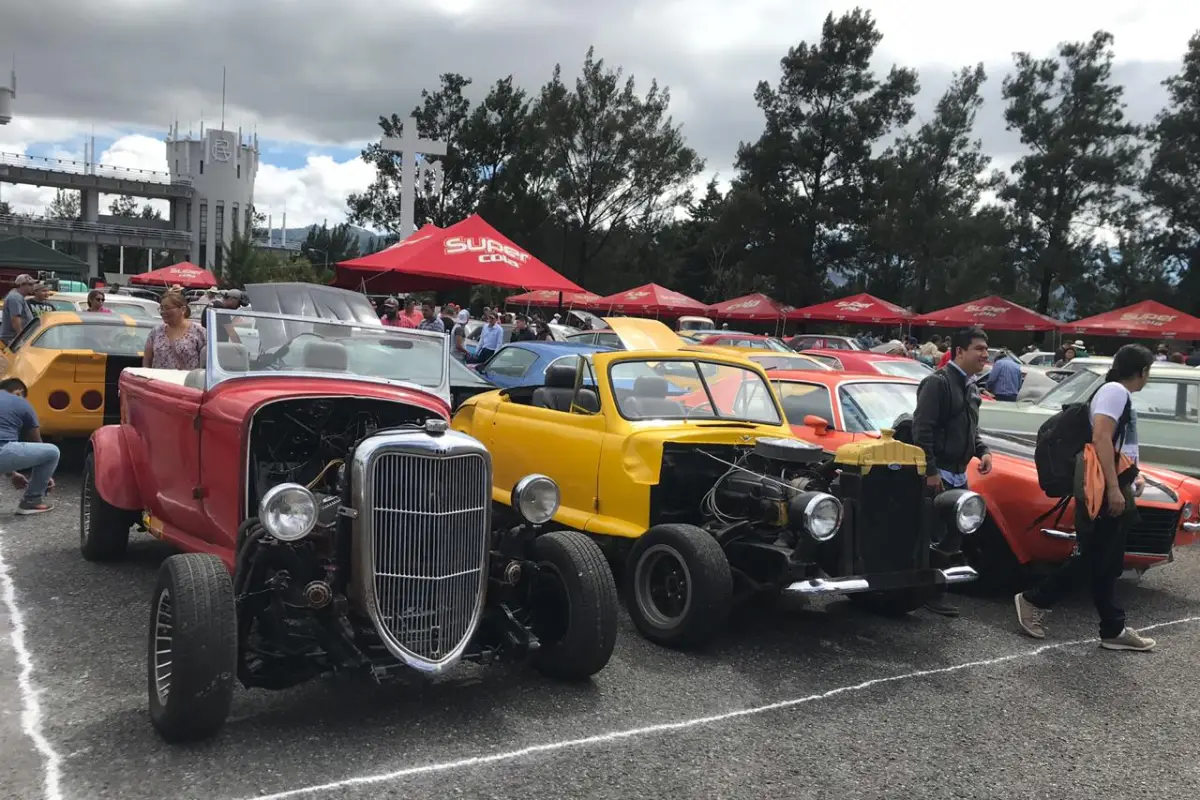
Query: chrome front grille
354 430 491 672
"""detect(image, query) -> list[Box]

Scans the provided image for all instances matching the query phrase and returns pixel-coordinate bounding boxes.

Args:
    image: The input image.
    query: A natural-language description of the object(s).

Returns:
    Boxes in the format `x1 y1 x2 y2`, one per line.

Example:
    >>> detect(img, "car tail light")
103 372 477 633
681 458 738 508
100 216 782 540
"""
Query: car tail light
81 390 103 410
48 391 69 410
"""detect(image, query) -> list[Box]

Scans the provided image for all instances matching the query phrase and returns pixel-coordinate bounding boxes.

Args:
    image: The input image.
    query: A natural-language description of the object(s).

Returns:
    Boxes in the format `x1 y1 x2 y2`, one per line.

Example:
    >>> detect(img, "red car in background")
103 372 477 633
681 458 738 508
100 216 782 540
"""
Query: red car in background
800 349 935 380
691 332 793 352
760 369 1200 588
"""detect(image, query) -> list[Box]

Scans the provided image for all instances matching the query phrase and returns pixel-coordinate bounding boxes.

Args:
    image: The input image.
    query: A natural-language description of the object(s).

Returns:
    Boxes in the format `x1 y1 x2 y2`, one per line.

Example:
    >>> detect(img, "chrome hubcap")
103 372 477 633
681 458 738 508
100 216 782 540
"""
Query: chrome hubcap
153 589 173 705
80 469 92 544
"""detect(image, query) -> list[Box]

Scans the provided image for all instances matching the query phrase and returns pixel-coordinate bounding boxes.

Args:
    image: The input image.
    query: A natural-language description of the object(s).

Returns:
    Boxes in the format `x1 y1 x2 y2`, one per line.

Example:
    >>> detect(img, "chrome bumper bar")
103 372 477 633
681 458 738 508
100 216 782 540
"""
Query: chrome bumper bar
1184 522 1199 534
1041 528 1076 540
784 566 978 596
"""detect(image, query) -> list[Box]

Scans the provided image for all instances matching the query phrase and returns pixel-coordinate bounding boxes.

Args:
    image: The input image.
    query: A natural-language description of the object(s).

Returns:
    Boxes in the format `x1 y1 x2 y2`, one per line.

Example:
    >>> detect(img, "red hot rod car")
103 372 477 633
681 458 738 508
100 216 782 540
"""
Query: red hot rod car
80 284 619 742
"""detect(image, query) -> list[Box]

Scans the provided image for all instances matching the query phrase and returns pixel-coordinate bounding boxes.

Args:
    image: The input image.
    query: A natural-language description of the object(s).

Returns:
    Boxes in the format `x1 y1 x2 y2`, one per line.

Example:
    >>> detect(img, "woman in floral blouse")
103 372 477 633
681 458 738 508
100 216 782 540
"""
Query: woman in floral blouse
144 290 206 370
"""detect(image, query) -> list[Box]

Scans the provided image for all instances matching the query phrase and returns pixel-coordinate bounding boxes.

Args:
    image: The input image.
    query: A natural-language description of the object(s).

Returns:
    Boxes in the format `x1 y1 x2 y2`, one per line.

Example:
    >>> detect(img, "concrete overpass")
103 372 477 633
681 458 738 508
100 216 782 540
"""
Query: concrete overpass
0 151 195 200
0 213 192 251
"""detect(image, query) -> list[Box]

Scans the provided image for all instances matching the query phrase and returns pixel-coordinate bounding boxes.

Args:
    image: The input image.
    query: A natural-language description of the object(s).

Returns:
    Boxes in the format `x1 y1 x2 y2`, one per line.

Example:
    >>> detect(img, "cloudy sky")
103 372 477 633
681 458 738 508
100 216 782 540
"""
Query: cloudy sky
1 0 1198 230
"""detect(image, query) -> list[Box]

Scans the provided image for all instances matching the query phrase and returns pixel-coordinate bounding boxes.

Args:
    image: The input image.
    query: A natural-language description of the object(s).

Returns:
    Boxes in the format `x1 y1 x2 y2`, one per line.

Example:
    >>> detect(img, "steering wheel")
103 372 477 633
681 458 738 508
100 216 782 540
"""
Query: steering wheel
683 401 714 420
255 331 328 369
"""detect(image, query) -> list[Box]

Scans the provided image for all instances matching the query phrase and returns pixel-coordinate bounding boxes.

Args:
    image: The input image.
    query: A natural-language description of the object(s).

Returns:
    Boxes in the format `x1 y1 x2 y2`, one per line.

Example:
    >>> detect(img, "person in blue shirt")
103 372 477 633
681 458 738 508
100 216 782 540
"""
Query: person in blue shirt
0 378 60 514
985 348 1024 401
475 311 504 363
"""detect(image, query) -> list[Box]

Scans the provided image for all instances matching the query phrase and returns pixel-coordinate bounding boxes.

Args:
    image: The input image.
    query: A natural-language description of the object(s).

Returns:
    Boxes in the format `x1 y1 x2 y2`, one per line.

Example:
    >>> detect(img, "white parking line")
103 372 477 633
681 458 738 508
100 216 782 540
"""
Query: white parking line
0 532 65 800
237 615 1200 800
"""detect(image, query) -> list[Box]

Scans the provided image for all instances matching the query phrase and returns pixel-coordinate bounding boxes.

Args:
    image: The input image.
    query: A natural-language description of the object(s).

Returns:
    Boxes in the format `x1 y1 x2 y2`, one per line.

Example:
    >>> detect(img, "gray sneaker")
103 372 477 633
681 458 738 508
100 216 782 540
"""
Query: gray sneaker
1100 627 1156 651
1014 592 1048 639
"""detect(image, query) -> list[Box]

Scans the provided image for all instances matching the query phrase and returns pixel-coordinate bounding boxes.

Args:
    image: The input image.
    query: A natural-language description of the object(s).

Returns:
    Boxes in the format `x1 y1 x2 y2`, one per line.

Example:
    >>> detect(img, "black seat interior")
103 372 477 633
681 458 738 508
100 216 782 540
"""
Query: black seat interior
532 362 599 413
625 376 684 418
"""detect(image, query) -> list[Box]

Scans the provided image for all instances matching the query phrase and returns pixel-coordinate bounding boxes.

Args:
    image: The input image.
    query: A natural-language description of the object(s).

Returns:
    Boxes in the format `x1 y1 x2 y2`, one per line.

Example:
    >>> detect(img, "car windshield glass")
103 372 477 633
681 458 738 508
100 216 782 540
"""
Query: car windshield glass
873 359 933 379
104 302 153 318
751 354 827 371
838 382 918 433
609 359 782 424
208 308 447 388
1035 368 1103 410
32 322 152 355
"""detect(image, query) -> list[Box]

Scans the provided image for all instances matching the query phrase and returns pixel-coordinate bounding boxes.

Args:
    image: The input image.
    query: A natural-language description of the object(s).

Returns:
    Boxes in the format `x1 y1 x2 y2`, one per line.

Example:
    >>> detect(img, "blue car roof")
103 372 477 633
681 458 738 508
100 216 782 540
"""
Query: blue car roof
507 341 615 356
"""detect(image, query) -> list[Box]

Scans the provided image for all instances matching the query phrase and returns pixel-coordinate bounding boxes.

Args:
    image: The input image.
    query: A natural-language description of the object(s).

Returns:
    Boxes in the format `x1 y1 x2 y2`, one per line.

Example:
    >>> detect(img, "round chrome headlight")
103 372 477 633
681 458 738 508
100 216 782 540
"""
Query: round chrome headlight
803 493 843 541
955 491 986 534
1183 502 1196 521
259 483 318 542
511 474 560 526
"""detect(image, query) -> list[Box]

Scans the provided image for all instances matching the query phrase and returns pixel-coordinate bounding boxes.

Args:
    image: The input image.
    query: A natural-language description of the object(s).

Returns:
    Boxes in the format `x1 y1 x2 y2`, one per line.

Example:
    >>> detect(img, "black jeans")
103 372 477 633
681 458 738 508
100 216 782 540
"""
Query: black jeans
1024 502 1130 639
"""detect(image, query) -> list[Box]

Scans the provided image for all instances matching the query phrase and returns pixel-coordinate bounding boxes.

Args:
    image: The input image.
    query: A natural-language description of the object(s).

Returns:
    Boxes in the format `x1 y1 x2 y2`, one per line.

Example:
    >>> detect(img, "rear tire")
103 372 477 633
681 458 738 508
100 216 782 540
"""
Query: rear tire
529 531 619 680
80 451 137 562
625 524 732 649
147 554 237 743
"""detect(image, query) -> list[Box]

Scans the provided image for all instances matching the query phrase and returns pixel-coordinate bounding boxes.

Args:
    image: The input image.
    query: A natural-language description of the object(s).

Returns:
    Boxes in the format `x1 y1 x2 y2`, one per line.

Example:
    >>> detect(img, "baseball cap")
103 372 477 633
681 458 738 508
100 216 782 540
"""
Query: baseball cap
14 274 35 286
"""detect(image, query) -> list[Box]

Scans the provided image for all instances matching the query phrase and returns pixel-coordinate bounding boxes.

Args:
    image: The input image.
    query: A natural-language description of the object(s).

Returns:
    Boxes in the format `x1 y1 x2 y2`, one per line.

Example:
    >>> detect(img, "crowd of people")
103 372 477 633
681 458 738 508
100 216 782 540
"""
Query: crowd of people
372 296 561 362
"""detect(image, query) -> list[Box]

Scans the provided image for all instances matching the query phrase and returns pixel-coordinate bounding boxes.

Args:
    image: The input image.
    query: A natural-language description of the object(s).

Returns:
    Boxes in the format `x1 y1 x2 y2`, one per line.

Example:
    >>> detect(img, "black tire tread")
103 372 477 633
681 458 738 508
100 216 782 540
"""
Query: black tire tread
80 451 136 562
625 523 732 650
147 553 237 742
531 530 619 680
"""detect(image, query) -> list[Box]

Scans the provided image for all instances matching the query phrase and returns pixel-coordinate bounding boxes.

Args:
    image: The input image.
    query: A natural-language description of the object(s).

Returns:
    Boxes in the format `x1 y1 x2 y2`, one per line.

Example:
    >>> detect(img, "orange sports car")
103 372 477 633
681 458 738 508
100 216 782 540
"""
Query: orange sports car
756 369 1200 588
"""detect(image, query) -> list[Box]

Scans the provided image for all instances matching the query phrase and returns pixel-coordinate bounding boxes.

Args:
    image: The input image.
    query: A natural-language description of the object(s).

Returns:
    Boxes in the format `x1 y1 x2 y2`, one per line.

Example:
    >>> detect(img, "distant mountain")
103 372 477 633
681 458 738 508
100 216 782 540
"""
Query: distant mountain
260 224 384 253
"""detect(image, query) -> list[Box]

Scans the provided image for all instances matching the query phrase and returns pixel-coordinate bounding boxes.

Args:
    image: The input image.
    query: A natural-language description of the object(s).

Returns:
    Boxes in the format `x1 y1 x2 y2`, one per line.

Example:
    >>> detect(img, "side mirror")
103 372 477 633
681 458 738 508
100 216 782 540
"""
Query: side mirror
804 414 829 435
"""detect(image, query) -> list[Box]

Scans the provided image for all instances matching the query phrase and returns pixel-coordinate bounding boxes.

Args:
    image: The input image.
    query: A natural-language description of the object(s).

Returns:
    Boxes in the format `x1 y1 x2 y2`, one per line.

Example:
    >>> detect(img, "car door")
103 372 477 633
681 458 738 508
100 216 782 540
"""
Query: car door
477 346 539 389
1130 378 1200 474
484 356 603 530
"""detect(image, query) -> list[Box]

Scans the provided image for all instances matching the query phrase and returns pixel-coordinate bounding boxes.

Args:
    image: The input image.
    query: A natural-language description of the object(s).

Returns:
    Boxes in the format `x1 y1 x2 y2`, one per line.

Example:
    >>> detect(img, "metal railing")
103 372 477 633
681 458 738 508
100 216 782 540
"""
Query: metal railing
0 212 193 242
0 151 193 186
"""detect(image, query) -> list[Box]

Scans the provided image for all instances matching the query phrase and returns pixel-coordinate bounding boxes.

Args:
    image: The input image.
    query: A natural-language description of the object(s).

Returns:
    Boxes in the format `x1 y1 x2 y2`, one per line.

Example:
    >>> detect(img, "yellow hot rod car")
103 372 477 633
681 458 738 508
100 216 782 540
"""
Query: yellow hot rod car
453 319 986 649
0 311 155 438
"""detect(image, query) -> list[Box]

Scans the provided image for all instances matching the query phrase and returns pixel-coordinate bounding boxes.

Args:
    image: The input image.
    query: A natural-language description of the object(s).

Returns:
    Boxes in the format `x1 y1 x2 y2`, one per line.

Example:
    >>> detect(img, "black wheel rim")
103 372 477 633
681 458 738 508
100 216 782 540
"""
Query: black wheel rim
152 588 174 705
633 544 692 629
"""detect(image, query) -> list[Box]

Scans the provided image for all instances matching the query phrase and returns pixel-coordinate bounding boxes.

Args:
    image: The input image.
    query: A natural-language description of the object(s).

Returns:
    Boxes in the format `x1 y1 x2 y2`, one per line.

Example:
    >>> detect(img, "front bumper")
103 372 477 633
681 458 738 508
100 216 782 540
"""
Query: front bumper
784 566 977 596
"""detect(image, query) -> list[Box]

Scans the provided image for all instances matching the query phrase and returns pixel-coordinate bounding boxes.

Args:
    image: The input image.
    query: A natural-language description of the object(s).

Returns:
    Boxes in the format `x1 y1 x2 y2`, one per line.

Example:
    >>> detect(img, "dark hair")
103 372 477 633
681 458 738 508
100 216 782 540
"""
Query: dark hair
0 378 28 394
1105 343 1154 383
951 326 987 355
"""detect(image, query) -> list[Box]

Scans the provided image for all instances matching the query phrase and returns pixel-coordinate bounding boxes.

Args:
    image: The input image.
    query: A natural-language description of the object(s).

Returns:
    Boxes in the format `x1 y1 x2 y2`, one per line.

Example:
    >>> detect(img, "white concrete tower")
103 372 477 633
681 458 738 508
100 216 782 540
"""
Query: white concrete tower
0 59 14 125
165 121 259 271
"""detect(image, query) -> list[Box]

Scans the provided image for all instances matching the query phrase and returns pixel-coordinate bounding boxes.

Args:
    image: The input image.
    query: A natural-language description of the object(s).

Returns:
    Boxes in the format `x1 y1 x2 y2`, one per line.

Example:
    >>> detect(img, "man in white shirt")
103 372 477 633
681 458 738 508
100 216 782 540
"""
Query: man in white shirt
1015 343 1157 651
476 311 504 363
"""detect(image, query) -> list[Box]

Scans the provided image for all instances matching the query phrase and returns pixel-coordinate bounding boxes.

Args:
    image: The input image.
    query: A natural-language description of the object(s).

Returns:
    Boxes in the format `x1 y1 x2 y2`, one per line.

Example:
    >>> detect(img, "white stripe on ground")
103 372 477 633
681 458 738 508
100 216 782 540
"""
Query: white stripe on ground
236 615 1200 800
0 532 64 800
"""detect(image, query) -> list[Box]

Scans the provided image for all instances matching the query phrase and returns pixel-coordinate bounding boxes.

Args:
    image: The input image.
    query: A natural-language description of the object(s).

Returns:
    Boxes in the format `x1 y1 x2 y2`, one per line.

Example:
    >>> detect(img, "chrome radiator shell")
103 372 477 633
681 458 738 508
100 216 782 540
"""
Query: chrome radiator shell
350 427 492 673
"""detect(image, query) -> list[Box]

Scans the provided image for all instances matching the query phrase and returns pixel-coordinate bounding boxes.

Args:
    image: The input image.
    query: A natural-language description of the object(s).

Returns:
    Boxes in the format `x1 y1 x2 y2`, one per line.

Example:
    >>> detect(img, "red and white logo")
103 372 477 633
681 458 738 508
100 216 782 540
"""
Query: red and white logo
835 300 872 312
725 298 762 311
621 290 651 301
964 304 1009 318
444 236 531 269
1119 312 1176 326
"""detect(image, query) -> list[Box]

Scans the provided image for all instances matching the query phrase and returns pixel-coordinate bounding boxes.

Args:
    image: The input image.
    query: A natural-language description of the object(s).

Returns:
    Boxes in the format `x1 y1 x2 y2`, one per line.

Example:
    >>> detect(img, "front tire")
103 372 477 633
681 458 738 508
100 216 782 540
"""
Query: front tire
147 554 237 743
625 524 732 649
80 451 137 562
529 531 619 680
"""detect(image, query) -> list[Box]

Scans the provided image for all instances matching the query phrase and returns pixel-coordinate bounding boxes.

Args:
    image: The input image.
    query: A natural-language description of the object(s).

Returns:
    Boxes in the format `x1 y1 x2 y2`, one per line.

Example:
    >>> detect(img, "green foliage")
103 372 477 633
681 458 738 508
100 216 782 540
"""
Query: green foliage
46 189 80 220
301 222 360 275
219 231 323 288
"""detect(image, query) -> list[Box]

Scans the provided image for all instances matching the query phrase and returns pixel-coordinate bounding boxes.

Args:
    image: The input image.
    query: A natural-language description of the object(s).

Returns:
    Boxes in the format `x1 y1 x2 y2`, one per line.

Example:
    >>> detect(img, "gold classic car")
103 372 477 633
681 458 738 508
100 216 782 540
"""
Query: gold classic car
452 318 985 649
0 311 154 438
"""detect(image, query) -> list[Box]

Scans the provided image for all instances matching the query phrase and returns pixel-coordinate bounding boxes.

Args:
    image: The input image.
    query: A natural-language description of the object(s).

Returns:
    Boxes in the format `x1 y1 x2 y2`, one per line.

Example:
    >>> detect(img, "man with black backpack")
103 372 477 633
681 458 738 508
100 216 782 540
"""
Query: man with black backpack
1015 343 1156 651
911 326 993 617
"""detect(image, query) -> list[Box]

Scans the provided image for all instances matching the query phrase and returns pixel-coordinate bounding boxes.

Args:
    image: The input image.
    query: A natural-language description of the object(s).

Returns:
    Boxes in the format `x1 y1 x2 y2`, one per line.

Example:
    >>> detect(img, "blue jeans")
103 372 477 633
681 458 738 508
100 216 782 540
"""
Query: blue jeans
0 442 60 502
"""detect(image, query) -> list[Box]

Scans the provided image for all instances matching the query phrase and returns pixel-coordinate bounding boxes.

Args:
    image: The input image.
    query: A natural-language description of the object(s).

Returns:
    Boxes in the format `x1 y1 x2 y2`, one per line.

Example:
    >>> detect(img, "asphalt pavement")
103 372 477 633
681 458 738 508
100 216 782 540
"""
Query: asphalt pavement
2 470 1199 800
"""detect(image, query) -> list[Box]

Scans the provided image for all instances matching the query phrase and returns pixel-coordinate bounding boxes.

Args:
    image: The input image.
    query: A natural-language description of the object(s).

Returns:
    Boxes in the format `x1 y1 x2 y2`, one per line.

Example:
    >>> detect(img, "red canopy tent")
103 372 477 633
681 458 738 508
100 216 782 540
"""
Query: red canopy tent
334 215 584 294
788 292 913 324
593 283 707 316
912 295 1059 332
505 289 604 307
1062 300 1200 340
707 292 789 321
129 262 217 289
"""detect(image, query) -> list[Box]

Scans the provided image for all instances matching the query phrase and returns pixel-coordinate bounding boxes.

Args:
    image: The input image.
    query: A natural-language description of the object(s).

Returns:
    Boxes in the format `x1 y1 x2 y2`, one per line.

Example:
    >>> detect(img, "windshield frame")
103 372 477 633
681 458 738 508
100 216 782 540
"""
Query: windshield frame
605 355 784 426
204 307 452 404
1034 367 1104 411
836 380 920 433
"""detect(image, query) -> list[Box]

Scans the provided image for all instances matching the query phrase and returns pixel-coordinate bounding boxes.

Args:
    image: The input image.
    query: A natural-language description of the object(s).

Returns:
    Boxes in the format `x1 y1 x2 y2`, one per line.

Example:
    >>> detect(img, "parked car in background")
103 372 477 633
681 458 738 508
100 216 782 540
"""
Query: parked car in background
46 291 160 318
474 341 614 389
697 345 832 373
1020 350 1056 367
690 332 793 352
978 363 1200 478
768 370 1200 588
83 284 618 742
676 315 715 331
785 334 863 351
463 321 577 358
799 349 934 380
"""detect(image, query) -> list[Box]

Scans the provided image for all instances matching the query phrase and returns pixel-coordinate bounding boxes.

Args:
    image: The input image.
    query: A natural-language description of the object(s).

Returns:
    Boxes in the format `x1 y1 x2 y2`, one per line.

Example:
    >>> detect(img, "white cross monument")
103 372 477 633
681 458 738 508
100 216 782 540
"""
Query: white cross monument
380 117 448 241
